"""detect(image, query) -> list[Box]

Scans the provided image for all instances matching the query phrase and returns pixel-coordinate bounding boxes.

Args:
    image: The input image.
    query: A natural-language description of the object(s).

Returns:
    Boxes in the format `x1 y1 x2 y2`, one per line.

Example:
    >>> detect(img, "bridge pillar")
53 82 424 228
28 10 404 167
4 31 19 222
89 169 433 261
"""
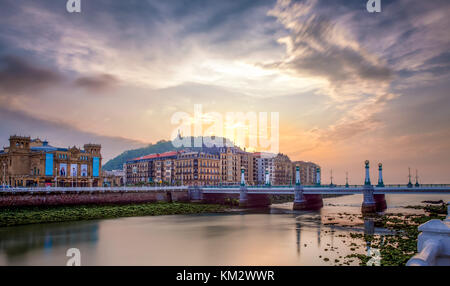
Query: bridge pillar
361 160 377 214
374 194 387 211
293 166 307 210
362 186 376 213
239 186 248 207
239 167 248 207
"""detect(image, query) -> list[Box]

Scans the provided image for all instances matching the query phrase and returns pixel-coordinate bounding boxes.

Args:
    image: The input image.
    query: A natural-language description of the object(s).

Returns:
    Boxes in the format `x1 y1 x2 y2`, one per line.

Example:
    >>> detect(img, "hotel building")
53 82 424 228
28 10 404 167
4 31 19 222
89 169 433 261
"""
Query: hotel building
176 151 220 186
125 151 180 185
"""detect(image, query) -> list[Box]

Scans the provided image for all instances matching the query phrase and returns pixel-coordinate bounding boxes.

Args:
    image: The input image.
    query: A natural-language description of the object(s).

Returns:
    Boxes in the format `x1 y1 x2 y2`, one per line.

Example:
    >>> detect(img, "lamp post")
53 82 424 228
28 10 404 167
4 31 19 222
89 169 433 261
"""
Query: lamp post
415 169 420 187
316 167 321 186
2 162 6 191
364 160 371 186
407 167 413 188
330 169 334 187
377 163 384 187
55 167 58 188
72 167 75 188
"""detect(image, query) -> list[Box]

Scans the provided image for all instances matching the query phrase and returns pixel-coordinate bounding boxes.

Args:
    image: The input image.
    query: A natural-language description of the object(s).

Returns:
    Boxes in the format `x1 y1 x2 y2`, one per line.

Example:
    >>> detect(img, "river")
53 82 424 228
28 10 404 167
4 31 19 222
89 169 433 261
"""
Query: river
0 194 449 266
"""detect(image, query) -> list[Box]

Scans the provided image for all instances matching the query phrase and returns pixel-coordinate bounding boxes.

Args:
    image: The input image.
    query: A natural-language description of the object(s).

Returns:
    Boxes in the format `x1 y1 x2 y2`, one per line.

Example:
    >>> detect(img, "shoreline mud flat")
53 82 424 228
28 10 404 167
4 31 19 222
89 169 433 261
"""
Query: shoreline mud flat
320 202 448 266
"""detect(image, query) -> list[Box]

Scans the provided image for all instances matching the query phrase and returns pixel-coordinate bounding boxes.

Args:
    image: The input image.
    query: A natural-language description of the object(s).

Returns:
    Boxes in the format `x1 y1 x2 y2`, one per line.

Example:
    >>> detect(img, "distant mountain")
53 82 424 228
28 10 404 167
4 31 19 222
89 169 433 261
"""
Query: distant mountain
102 136 234 171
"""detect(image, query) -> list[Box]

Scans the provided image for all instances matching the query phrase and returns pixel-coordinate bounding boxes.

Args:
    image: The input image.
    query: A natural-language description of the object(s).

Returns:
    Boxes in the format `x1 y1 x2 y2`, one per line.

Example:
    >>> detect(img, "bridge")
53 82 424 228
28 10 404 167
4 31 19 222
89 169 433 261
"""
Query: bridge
2 161 450 213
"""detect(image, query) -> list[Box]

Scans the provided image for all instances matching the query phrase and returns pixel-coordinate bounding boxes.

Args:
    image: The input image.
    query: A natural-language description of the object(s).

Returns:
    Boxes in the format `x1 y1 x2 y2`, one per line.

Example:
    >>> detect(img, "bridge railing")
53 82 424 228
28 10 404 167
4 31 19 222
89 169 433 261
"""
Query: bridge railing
0 186 188 193
407 202 450 266
2 184 450 193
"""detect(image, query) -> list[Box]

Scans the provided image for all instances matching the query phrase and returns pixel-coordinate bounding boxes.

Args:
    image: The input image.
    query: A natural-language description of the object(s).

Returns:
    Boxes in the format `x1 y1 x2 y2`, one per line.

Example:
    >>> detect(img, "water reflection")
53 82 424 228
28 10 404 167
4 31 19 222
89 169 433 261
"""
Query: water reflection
0 221 98 263
296 222 301 254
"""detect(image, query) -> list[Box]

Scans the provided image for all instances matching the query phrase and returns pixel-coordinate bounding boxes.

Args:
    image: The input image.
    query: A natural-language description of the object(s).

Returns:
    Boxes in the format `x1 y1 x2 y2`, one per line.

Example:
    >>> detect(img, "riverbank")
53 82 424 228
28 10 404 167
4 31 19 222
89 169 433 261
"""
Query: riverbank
0 202 228 227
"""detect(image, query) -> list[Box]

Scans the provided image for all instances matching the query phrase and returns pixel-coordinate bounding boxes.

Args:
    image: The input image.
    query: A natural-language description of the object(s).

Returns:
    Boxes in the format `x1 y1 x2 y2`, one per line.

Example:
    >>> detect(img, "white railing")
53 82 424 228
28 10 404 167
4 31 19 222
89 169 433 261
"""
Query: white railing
407 202 450 266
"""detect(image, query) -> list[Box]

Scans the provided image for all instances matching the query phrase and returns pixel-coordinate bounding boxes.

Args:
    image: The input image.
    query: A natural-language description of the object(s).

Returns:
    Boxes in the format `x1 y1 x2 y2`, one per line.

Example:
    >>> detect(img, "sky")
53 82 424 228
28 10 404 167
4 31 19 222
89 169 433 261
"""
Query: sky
0 0 449 184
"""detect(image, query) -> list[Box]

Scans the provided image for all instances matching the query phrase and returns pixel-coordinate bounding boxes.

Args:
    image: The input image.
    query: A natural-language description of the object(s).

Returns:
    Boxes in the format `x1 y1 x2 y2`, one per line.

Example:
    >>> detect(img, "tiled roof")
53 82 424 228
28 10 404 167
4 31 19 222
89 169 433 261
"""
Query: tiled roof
30 146 58 152
132 151 179 161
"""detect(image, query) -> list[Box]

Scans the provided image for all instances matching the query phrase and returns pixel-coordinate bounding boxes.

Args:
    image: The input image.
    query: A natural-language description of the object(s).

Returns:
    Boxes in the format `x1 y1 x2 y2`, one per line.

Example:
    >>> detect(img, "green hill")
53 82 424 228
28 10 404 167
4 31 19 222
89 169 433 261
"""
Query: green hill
102 136 233 171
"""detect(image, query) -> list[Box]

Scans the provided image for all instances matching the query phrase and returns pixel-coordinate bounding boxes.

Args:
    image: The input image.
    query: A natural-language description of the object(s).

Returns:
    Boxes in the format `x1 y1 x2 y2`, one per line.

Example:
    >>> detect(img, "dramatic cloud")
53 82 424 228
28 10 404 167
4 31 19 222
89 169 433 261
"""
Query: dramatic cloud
265 0 396 144
74 74 119 91
268 1 392 86
0 55 64 93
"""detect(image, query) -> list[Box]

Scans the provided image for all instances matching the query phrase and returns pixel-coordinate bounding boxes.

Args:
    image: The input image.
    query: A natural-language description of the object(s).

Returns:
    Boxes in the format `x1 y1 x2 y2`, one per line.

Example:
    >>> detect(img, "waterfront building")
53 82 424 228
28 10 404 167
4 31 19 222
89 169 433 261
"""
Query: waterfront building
125 151 180 185
0 135 102 187
292 161 319 185
176 151 220 186
253 152 276 185
239 149 254 185
273 153 293 185
219 147 240 185
217 146 254 185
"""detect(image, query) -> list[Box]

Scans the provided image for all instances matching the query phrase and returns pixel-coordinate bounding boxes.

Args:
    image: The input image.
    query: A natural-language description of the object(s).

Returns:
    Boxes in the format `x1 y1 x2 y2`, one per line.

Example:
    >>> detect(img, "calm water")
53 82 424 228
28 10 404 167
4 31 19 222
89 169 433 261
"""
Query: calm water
0 194 449 266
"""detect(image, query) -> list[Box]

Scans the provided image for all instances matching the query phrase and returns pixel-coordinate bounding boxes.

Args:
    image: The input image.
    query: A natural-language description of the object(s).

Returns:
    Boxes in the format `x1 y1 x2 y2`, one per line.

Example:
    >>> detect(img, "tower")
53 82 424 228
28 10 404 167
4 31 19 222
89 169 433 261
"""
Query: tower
9 135 31 153
8 136 32 178
84 144 101 156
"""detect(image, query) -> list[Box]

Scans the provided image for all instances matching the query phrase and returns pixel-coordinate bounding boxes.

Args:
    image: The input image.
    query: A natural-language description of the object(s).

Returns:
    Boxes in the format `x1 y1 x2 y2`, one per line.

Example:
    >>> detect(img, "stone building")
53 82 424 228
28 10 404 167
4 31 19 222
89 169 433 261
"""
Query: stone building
292 161 319 185
175 151 220 186
0 135 102 187
218 147 254 185
273 153 293 185
125 151 180 185
219 147 240 185
238 149 254 185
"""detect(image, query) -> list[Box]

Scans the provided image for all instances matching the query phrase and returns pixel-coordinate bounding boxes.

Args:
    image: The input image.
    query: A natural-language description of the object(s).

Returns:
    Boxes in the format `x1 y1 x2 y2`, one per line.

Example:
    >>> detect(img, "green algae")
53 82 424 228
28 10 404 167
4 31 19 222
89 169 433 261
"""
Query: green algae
0 202 227 227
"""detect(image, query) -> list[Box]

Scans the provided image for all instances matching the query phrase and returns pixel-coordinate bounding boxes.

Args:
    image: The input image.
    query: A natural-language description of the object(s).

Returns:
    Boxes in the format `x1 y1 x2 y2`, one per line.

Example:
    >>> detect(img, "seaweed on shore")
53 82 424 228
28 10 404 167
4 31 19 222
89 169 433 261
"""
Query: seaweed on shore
343 203 447 266
0 202 227 227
